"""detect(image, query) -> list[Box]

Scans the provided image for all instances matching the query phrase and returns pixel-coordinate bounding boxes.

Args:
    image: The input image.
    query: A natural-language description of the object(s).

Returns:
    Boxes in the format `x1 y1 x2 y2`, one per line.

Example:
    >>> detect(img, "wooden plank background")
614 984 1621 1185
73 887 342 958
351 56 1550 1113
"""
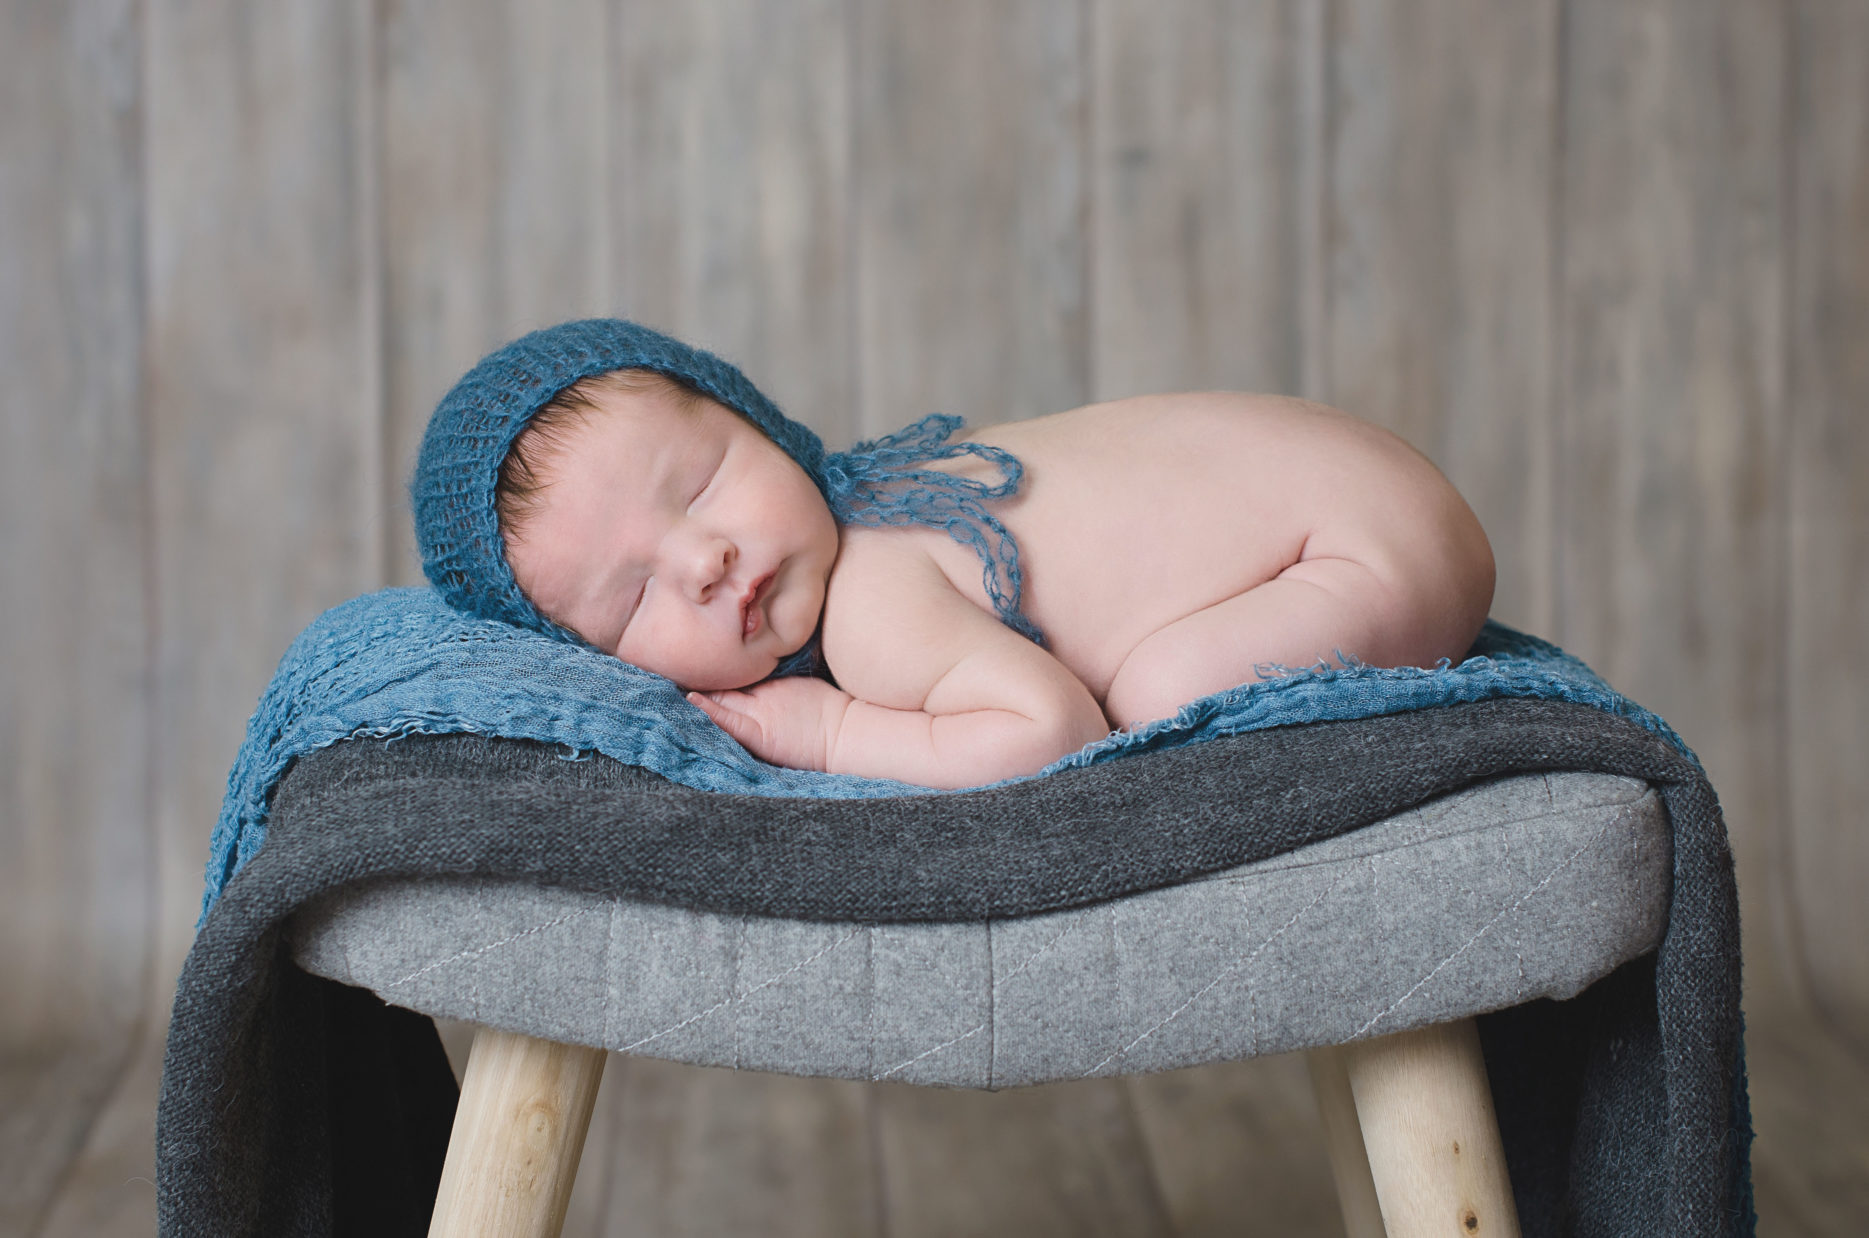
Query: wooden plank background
5 2 1866 1234
0 2 148 1230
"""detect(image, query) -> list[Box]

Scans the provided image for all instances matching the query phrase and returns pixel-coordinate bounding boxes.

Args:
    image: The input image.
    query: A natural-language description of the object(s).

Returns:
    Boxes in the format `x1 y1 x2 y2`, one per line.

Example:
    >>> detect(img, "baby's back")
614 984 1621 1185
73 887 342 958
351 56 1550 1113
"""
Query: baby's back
833 392 1493 717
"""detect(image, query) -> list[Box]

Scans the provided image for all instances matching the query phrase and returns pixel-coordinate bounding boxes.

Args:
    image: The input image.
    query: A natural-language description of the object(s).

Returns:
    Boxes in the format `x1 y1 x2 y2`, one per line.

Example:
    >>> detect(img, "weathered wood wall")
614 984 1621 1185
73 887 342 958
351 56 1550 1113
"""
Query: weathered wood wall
6 2 1866 1234
0 2 148 1226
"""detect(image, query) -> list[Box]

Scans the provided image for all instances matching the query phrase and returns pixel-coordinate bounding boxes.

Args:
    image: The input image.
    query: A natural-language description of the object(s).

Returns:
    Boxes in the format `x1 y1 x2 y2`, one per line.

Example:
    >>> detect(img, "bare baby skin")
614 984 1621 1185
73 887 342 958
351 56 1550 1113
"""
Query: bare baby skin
503 379 1495 790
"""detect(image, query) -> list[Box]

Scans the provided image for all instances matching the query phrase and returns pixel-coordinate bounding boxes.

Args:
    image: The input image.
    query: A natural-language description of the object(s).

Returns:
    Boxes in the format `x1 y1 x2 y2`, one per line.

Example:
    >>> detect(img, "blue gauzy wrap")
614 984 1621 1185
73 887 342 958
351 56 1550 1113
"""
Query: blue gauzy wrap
412 317 1044 653
199 588 1693 917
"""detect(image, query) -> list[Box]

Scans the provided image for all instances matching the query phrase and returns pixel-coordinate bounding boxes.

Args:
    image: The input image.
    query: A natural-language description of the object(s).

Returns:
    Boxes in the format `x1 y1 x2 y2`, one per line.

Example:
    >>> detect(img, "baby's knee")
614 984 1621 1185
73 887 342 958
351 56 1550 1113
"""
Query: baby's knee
1103 631 1225 731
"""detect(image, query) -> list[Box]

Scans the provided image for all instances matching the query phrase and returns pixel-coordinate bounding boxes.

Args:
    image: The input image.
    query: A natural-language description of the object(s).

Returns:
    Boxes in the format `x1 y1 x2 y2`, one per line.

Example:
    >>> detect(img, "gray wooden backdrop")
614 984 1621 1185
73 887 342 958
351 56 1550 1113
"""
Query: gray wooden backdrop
5 1 1867 1234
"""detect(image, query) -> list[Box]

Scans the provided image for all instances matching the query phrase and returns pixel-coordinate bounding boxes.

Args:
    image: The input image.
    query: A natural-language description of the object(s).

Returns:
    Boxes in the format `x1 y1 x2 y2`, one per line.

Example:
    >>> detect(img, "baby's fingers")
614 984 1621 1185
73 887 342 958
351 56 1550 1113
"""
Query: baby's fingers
690 688 755 709
686 689 742 725
687 690 769 752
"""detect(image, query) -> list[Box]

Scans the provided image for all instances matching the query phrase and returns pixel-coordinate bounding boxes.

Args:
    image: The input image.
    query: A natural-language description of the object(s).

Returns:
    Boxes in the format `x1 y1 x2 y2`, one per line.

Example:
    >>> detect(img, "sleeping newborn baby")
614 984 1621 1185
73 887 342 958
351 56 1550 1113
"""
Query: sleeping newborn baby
416 320 1493 791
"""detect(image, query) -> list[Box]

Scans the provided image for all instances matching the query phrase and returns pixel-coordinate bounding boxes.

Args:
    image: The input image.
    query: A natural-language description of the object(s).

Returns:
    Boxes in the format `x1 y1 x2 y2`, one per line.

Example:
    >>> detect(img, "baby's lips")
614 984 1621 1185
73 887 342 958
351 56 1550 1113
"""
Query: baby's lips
739 571 776 639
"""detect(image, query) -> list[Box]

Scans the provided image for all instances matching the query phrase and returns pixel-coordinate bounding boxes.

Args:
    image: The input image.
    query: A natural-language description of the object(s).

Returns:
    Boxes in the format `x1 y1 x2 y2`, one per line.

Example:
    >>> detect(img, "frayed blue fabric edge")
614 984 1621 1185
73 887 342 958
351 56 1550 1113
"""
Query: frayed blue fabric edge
199 587 1697 924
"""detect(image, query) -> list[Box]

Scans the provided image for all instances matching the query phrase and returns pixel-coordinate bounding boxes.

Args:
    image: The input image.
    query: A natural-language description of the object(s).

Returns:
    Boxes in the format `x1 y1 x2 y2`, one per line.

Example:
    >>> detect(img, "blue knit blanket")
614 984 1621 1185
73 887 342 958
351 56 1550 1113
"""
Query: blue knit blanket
202 586 1693 918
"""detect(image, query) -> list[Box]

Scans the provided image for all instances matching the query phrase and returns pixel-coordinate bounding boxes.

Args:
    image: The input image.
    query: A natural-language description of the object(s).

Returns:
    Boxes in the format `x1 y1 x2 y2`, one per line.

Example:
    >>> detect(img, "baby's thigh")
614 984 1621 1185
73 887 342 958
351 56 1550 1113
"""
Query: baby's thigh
1102 558 1406 729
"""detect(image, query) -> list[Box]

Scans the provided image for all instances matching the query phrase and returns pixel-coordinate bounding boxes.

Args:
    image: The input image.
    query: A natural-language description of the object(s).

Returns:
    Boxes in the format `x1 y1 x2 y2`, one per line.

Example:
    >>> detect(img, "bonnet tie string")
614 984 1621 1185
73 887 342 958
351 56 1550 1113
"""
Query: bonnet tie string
820 413 1043 647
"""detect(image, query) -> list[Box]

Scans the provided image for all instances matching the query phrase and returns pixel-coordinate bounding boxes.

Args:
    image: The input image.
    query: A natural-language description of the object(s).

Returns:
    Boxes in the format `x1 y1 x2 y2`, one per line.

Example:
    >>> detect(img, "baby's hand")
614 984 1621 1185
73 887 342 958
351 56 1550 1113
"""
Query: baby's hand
687 677 856 772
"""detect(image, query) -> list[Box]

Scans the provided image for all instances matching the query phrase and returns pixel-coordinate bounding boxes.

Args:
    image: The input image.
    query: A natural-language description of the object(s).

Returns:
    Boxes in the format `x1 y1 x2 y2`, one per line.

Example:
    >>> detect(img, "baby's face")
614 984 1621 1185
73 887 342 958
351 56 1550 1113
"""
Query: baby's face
503 385 839 691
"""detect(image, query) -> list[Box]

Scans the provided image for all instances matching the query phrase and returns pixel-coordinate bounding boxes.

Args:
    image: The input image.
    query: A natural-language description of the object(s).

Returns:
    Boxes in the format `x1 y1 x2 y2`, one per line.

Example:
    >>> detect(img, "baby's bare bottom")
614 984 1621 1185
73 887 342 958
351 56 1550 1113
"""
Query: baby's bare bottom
1102 557 1445 729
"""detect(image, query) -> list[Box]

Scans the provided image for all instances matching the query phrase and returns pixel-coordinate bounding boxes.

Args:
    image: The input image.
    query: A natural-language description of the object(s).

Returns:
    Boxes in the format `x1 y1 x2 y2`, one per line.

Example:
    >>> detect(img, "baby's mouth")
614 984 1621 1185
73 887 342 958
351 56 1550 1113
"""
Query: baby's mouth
741 572 775 639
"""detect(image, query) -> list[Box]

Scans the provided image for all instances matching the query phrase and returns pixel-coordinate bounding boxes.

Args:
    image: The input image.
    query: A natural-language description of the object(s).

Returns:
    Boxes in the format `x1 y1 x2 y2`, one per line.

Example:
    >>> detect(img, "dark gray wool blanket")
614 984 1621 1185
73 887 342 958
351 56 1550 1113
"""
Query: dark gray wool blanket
157 697 1753 1236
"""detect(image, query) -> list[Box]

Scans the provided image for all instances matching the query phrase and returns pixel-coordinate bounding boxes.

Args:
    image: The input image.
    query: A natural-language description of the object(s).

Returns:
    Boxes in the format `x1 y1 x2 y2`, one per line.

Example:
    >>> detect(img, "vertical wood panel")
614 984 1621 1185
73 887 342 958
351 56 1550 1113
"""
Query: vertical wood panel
1744 1013 1869 1227
1788 0 1869 1059
578 1058 878 1237
136 28 386 1228
853 0 1088 435
379 0 610 585
613 0 854 445
1126 1055 1345 1238
1089 0 1311 400
143 0 384 988
1328 0 1561 635
33 1038 162 1236
1560 0 1791 992
0 1 148 1230
39 6 389 1231
873 1078 1174 1238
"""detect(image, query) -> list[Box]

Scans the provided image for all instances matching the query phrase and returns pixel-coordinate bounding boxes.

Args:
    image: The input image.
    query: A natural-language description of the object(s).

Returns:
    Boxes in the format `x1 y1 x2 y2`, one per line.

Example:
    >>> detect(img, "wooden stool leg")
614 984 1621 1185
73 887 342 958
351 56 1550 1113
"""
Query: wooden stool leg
1338 1017 1521 1238
428 1026 608 1238
1308 1044 1389 1238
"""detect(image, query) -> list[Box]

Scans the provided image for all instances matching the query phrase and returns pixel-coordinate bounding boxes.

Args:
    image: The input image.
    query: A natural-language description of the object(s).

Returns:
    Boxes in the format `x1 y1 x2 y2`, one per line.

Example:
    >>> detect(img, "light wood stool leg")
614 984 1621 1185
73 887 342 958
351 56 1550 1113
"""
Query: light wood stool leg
428 1026 608 1238
1331 1017 1522 1238
1309 1044 1389 1238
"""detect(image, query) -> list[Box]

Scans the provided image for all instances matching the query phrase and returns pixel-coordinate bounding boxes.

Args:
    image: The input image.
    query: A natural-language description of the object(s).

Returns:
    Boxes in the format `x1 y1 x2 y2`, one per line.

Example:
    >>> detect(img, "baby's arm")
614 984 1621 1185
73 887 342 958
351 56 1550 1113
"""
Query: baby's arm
693 537 1109 789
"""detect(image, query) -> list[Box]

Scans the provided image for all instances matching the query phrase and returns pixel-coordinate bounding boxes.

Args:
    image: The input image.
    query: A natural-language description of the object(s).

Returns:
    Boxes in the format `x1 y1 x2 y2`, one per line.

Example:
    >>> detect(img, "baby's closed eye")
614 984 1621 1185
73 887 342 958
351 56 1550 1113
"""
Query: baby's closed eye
688 463 717 508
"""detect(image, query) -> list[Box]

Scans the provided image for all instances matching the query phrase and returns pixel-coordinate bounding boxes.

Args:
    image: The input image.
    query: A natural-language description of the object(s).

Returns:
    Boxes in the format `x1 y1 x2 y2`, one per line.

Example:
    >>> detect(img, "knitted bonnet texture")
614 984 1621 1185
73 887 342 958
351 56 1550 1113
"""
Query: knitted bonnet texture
412 317 1041 646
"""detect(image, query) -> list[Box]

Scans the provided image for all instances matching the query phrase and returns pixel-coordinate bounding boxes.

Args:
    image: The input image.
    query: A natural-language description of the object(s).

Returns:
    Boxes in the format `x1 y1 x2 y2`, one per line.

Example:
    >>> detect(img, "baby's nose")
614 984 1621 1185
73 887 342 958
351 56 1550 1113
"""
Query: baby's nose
685 536 736 600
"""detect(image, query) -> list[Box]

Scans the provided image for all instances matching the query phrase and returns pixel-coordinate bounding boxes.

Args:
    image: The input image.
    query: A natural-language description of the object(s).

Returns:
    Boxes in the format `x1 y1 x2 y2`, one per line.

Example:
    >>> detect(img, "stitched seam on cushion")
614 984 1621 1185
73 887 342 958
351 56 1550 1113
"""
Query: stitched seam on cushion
618 926 864 1053
1078 861 1360 1078
997 919 1085 988
1350 811 1618 1038
873 1022 990 1081
380 904 606 990
986 920 995 1089
602 901 619 1047
866 926 877 1081
733 915 747 1071
870 916 1087 1082
1245 896 1259 1056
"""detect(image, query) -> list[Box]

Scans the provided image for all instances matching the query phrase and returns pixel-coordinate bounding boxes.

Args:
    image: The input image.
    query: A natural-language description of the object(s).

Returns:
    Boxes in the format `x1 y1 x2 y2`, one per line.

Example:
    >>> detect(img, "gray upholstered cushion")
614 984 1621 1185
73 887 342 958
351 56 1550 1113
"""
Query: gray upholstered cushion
290 770 1667 1088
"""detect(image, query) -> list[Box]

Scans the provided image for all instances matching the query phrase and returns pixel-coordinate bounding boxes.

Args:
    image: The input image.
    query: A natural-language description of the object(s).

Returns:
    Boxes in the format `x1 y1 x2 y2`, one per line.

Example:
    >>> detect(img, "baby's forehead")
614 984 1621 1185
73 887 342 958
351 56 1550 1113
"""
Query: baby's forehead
546 387 756 479
577 371 696 420
521 378 696 452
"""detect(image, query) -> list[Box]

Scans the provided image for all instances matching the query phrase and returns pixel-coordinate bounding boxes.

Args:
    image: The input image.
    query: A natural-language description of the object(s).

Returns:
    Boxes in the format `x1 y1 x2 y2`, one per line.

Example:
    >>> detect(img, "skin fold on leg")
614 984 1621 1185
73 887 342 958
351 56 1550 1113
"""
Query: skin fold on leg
1103 556 1450 730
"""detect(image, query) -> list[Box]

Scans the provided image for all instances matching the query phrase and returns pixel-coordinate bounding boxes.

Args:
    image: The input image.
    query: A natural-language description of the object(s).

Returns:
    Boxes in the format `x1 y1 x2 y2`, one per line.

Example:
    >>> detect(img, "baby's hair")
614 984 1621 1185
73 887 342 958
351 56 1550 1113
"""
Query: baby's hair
495 367 706 536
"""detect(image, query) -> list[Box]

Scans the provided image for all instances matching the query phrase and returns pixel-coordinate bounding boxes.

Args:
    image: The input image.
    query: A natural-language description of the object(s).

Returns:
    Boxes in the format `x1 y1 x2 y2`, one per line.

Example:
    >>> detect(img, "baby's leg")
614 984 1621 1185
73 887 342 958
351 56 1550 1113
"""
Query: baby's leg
1103 558 1442 730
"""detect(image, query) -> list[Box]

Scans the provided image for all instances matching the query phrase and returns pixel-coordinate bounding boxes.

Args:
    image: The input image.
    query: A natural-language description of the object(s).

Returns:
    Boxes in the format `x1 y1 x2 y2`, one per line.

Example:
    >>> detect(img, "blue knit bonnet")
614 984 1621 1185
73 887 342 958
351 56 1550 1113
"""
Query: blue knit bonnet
412 318 1042 664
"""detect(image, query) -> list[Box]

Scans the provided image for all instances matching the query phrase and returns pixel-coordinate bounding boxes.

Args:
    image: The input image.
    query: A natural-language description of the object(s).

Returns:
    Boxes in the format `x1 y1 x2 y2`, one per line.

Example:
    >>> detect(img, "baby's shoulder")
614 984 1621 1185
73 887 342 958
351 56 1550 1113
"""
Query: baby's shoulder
818 527 976 709
820 526 948 646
